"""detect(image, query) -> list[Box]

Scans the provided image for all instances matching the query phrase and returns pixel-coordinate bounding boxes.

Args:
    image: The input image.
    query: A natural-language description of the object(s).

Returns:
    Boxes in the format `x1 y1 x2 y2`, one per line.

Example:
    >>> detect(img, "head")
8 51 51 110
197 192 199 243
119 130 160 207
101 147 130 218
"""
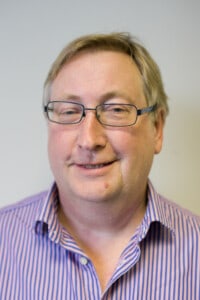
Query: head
43 32 168 211
43 32 168 122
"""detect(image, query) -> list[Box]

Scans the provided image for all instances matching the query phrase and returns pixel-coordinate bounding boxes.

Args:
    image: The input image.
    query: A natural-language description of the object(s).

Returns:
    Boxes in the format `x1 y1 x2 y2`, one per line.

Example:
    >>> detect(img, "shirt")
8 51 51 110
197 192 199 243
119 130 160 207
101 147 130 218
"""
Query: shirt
0 181 199 300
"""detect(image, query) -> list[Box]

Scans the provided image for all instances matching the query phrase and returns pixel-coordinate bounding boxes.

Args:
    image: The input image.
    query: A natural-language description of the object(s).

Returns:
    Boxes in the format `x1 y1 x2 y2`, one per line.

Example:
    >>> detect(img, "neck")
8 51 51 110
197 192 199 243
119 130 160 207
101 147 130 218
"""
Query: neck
57 190 147 239
57 189 147 294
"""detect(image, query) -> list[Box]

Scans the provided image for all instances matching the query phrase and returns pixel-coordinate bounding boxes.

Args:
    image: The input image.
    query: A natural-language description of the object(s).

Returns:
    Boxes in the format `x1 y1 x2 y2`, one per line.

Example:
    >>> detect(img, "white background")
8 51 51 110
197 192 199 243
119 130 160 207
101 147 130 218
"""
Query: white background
0 0 199 214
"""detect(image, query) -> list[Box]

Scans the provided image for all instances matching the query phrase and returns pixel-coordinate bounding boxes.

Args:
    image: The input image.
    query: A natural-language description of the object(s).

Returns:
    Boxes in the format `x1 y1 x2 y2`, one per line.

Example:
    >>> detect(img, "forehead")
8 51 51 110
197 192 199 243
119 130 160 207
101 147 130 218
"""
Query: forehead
50 50 144 102
54 50 141 80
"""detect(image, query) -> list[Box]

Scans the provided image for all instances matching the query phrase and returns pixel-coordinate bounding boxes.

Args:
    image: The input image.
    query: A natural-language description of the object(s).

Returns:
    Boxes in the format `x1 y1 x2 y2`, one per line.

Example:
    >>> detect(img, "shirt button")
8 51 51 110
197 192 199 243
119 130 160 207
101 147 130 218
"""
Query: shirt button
120 259 127 265
79 257 88 265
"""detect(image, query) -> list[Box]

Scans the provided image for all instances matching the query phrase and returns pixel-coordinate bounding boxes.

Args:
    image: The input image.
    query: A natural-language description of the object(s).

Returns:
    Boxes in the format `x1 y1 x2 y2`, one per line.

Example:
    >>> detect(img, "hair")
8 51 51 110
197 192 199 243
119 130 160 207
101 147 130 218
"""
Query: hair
43 32 169 121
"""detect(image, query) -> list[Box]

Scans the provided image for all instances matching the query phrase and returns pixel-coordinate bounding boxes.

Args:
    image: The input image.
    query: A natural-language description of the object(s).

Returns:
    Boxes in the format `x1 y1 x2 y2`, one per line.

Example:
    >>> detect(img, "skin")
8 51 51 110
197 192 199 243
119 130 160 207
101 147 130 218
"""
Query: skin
47 50 164 290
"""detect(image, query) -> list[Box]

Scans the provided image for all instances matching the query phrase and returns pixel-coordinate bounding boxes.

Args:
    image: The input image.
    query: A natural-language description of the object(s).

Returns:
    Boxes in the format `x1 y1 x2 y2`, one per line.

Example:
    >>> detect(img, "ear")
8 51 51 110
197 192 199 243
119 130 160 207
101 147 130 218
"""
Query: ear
153 108 165 154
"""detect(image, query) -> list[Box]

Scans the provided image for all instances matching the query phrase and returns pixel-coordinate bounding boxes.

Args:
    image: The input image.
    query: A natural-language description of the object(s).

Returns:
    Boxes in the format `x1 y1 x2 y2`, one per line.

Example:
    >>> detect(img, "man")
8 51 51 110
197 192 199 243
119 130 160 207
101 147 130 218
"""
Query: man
0 33 199 299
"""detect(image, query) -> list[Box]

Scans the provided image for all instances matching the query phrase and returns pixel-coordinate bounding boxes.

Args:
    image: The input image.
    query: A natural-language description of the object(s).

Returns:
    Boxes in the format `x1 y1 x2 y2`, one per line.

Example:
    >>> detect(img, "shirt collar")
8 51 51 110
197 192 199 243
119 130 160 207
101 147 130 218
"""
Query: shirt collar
144 180 175 233
35 180 175 242
35 182 61 243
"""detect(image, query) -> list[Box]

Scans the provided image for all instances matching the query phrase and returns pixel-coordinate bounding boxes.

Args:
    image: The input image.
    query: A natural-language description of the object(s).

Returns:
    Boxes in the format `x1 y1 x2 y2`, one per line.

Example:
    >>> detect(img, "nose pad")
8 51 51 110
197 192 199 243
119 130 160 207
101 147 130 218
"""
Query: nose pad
82 110 86 118
82 107 97 119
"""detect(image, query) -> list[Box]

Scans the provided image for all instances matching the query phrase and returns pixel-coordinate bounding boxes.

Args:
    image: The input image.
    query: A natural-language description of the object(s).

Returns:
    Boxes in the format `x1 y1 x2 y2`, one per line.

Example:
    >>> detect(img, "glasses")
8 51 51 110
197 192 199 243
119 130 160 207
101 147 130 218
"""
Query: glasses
44 101 157 127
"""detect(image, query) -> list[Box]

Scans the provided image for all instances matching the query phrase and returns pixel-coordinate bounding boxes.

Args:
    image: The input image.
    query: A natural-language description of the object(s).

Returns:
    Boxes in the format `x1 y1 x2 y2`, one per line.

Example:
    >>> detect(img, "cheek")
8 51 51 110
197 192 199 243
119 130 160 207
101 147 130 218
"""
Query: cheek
110 128 138 155
115 126 155 168
48 136 59 172
47 128 70 166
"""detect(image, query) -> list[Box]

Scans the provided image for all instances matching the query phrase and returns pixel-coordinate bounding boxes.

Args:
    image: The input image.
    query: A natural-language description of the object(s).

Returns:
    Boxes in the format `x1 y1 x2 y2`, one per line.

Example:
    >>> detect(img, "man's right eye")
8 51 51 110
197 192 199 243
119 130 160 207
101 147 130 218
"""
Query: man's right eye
59 109 77 115
54 104 81 114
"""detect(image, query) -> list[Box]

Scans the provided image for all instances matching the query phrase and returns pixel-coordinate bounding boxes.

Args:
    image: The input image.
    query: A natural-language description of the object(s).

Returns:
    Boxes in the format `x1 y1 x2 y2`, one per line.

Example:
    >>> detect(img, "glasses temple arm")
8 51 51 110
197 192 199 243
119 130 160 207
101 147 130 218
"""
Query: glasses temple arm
137 103 157 116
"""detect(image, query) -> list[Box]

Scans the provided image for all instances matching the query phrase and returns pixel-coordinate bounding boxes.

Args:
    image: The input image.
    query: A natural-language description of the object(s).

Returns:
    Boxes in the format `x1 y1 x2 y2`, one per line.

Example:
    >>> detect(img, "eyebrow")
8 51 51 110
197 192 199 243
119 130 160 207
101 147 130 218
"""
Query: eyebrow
52 91 134 104
51 94 81 101
99 91 134 104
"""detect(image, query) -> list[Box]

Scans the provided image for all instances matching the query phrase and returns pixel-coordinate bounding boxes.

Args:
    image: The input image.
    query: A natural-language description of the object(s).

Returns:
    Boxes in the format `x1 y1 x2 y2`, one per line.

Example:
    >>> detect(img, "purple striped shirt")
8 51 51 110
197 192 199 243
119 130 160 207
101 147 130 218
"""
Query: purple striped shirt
0 181 199 299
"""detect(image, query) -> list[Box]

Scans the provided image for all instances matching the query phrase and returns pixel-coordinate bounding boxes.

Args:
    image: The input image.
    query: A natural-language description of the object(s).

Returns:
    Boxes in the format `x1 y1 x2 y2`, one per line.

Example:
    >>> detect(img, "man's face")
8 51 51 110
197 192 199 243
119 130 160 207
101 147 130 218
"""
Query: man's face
48 51 163 205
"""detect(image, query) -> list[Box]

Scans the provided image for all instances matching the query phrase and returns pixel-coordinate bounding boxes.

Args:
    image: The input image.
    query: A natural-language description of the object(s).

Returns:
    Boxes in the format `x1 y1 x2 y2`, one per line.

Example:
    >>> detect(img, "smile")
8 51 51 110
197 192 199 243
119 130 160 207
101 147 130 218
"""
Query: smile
77 161 114 169
83 164 108 169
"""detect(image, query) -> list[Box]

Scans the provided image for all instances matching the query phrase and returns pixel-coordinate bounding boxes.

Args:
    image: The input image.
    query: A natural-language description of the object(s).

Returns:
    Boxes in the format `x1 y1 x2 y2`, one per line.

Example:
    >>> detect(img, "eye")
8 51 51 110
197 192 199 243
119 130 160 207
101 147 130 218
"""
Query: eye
59 107 79 115
104 104 130 114
111 106 126 113
55 103 82 115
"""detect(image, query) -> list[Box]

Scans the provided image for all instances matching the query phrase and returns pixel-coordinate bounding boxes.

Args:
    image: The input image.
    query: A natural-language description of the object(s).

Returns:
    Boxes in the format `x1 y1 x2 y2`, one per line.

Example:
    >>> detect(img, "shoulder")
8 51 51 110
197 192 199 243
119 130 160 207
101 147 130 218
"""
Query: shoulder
0 190 48 229
148 182 199 230
157 194 200 237
0 190 48 214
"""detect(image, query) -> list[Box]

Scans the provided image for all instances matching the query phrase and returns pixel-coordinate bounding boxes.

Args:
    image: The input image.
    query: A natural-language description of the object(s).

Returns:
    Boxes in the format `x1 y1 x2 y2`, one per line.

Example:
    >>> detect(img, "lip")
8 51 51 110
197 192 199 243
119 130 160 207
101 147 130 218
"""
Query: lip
72 160 116 175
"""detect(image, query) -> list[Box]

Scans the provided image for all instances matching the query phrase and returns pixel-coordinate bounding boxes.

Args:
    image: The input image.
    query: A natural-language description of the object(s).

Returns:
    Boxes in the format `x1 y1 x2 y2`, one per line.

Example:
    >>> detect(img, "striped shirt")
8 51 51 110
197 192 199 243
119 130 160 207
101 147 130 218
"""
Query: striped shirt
0 181 199 300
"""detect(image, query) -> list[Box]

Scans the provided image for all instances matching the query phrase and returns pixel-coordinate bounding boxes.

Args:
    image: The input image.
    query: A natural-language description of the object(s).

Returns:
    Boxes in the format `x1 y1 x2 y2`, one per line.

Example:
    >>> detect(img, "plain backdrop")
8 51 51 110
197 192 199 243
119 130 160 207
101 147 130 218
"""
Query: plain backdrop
0 0 199 214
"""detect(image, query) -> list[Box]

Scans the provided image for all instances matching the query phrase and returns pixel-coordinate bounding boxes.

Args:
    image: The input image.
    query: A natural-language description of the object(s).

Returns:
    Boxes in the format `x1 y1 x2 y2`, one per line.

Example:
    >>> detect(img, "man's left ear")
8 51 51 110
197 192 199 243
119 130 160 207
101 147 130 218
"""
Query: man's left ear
154 108 165 154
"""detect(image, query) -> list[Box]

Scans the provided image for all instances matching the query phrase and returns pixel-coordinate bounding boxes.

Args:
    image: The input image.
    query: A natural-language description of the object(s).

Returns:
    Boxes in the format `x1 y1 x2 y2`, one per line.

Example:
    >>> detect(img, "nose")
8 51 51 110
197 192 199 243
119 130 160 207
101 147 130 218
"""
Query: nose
77 110 107 151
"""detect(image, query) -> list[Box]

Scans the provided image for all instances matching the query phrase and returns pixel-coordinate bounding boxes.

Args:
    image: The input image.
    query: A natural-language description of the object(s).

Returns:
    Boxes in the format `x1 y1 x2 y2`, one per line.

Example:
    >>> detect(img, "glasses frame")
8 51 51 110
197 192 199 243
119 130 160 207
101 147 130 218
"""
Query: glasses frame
44 101 157 127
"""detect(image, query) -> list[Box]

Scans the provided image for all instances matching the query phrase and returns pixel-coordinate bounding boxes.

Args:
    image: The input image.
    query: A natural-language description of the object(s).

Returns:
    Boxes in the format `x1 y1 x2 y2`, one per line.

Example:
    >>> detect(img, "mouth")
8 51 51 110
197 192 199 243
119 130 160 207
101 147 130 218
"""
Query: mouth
82 162 111 169
76 161 114 170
